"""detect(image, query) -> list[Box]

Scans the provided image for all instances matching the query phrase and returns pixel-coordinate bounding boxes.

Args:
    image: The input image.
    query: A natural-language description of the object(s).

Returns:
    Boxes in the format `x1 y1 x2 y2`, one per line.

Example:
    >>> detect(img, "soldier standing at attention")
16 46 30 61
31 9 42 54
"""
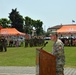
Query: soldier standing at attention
50 31 65 75
0 36 3 52
1 36 7 52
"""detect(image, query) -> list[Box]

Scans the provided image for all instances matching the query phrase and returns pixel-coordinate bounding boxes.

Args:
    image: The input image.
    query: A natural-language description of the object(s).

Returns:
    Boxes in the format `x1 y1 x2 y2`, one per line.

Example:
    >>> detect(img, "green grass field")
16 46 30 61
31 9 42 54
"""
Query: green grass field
0 40 76 68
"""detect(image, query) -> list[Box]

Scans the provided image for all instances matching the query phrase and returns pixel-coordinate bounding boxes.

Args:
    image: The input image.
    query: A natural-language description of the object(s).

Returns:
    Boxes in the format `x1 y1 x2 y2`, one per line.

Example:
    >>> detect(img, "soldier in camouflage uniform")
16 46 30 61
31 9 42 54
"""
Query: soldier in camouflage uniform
1 36 7 52
50 31 65 75
0 36 3 52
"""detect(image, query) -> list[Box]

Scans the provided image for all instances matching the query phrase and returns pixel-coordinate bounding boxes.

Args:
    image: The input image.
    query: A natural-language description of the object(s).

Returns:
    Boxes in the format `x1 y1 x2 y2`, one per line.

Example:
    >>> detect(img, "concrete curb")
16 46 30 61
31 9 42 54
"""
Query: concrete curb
0 66 76 75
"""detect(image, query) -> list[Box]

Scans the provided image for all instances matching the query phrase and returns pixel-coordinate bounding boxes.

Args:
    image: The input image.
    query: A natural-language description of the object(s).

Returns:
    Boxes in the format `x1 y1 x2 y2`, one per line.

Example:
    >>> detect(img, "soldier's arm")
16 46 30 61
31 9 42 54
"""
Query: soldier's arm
54 43 64 56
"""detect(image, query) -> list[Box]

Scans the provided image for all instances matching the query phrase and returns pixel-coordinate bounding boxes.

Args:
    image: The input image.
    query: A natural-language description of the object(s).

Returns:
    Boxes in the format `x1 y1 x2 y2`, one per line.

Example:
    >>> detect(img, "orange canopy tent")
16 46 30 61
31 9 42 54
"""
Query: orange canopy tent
0 28 25 36
57 25 76 34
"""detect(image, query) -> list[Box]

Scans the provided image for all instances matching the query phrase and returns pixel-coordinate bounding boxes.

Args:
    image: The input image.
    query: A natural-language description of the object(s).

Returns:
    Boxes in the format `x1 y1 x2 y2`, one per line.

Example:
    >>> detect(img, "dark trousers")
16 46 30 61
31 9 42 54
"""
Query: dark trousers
3 45 7 52
0 45 3 52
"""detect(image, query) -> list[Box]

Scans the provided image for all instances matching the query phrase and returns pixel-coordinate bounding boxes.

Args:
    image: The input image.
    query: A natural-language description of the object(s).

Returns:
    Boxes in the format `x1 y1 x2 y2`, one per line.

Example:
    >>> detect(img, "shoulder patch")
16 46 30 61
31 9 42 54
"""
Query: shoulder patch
58 45 62 50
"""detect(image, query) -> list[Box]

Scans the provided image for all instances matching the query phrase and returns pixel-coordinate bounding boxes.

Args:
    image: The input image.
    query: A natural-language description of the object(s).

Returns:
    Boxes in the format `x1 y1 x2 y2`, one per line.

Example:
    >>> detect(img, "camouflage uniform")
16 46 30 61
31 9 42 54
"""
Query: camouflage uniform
0 38 3 52
1 36 7 52
52 39 65 75
25 39 29 47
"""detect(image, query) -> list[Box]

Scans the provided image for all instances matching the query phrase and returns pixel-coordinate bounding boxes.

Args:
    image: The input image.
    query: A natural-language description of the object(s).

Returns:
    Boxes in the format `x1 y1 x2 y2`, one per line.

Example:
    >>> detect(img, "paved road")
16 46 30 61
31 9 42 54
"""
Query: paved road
0 66 76 75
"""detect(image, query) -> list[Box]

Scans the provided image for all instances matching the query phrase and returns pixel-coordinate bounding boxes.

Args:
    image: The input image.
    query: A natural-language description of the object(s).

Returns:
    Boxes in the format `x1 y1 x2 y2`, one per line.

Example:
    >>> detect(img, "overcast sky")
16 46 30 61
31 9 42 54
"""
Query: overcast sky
0 0 76 31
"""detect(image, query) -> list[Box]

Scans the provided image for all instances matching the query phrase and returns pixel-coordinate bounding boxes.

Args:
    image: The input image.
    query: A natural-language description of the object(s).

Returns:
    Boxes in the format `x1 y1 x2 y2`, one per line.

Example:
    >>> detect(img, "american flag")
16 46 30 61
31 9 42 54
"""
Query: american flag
72 20 75 23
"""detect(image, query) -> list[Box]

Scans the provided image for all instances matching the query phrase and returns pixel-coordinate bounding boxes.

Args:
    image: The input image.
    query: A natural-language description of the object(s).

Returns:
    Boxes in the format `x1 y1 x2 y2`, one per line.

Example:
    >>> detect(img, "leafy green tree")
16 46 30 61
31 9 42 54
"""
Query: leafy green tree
34 20 43 36
0 18 11 28
24 16 32 34
9 8 24 32
24 16 44 35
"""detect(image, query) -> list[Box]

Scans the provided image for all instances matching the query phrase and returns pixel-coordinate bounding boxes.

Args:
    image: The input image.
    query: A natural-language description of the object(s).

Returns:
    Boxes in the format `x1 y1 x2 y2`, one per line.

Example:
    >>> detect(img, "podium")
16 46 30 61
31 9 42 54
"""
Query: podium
36 48 56 75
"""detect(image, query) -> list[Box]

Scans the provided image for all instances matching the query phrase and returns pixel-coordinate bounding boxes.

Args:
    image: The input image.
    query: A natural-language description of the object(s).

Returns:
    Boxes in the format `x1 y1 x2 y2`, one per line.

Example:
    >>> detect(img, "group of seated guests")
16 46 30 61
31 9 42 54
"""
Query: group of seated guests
60 38 76 46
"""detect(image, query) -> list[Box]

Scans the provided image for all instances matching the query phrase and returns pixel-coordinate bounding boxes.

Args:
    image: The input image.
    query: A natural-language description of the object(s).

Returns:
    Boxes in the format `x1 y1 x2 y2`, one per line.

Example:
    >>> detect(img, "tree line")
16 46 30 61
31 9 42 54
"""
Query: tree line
0 8 45 36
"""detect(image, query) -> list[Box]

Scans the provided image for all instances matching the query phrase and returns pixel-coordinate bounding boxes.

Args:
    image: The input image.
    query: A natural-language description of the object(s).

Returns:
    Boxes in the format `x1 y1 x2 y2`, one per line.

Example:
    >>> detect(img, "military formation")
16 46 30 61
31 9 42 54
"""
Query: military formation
25 36 45 47
0 35 7 52
0 35 45 51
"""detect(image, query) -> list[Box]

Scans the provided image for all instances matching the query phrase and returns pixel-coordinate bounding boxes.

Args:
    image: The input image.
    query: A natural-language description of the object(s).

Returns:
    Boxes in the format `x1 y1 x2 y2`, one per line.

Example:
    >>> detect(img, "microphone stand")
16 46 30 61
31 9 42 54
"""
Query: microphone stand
40 42 48 49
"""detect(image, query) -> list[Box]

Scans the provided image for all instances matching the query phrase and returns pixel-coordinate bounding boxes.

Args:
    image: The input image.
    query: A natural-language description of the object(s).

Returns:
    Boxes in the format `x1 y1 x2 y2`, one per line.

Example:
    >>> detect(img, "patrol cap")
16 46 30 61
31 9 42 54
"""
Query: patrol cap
50 31 58 36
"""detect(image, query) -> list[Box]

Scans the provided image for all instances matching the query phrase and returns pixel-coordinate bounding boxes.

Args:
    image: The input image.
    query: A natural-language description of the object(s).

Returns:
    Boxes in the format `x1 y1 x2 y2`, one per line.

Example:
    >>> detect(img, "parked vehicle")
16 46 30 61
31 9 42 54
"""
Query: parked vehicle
44 37 51 40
